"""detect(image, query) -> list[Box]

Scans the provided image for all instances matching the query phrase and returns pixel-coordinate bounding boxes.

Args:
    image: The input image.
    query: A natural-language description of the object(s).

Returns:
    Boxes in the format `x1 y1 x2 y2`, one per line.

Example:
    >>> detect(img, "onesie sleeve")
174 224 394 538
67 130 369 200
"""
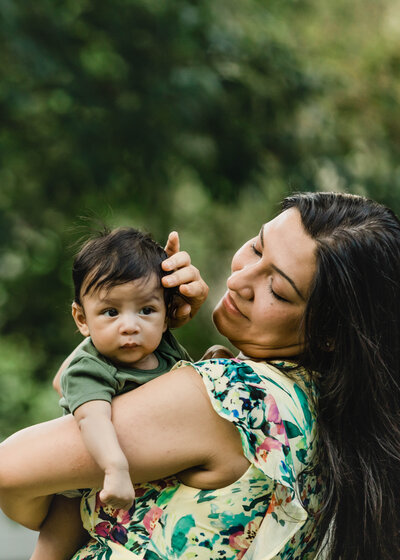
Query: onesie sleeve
59 356 120 414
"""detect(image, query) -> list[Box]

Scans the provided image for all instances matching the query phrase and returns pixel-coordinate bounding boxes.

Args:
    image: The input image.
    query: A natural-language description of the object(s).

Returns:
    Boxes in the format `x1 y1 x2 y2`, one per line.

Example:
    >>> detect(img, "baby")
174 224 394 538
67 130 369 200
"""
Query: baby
59 226 191 511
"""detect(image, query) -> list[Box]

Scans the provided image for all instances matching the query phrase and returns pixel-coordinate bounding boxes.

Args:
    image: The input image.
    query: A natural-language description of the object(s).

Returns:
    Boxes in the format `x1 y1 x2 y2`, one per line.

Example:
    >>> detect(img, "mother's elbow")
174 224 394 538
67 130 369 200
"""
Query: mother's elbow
0 441 19 494
0 445 19 498
0 440 36 528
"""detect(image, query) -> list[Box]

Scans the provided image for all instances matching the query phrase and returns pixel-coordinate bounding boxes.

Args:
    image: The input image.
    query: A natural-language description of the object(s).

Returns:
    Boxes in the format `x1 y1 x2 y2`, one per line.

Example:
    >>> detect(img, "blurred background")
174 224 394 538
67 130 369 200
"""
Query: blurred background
1 0 400 555
1 0 400 439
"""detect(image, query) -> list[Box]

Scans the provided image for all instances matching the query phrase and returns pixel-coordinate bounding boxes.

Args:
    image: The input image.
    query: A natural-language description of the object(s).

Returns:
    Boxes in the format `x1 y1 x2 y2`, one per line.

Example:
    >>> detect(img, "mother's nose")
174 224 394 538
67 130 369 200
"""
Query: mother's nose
226 269 254 301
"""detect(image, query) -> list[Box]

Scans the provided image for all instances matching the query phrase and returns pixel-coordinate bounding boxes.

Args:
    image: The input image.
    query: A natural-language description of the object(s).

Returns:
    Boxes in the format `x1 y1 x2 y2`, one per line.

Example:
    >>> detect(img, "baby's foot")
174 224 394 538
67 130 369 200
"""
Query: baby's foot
99 469 135 511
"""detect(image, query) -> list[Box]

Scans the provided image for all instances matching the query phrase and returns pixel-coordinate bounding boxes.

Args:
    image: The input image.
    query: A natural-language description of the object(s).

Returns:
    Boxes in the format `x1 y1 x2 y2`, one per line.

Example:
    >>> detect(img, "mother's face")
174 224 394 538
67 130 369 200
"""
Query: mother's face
212 208 317 359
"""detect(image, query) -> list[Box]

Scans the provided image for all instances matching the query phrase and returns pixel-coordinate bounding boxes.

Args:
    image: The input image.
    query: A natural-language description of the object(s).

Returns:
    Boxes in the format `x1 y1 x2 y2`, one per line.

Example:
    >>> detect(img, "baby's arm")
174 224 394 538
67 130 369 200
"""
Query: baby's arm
74 400 135 510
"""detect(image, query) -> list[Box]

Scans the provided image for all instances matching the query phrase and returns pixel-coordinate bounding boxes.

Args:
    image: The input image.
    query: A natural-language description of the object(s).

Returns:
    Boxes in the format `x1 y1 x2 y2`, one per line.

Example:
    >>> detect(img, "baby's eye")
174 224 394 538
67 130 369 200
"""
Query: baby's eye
139 307 154 316
103 308 118 317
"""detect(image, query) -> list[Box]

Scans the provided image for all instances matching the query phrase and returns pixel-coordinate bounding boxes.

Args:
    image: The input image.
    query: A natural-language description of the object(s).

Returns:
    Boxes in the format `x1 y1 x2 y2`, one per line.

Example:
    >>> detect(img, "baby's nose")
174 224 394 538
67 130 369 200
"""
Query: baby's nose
120 315 140 333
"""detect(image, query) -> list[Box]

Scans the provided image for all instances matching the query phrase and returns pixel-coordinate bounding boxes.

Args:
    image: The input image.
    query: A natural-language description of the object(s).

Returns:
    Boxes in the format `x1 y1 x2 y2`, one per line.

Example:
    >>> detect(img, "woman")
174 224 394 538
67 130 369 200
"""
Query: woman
0 191 399 560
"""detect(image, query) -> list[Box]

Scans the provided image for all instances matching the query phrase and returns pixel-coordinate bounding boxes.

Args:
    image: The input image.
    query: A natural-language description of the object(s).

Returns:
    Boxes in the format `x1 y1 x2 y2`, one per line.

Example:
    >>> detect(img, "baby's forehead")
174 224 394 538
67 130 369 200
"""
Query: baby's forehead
83 272 164 301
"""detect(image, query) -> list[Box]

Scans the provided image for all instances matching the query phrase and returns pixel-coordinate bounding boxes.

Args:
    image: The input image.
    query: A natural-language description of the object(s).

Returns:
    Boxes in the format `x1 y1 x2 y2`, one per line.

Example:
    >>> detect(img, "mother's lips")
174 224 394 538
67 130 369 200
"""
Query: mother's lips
222 292 248 319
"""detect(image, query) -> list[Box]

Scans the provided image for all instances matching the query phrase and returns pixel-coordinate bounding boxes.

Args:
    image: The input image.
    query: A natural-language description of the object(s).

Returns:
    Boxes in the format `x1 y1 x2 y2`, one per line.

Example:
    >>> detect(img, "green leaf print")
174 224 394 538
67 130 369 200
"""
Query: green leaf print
144 551 164 560
296 448 308 464
294 384 313 427
283 420 302 439
171 514 196 553
196 489 217 504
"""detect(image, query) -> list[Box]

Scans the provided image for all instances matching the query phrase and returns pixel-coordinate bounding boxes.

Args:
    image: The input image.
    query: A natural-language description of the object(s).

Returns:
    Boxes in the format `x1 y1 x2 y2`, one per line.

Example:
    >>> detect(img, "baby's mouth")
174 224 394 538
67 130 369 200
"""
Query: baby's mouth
121 342 138 349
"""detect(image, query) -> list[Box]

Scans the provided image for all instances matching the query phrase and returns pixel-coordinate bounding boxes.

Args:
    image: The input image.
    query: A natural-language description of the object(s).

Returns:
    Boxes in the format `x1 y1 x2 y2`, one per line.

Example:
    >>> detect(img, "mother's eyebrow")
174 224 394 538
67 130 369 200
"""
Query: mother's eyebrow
271 265 305 301
259 225 265 247
259 224 305 301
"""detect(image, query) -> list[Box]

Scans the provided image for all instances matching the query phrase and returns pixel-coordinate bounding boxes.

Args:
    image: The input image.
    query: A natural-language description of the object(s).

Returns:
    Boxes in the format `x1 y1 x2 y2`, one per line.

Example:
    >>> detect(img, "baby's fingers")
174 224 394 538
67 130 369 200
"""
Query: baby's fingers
99 489 134 511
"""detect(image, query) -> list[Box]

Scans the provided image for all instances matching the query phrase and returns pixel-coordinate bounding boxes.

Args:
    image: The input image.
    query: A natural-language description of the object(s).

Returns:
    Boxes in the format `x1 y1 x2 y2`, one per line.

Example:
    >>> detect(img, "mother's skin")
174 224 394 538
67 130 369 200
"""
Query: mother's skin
0 208 316 533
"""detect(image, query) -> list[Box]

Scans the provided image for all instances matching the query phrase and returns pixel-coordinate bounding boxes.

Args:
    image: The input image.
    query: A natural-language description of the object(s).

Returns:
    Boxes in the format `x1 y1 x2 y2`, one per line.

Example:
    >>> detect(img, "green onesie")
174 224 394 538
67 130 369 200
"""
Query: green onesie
60 329 192 414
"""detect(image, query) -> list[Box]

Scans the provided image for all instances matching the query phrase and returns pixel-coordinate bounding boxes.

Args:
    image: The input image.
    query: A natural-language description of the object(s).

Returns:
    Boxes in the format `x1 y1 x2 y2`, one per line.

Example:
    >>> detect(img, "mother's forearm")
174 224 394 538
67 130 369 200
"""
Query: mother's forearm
0 369 188 528
0 367 241 529
0 416 102 495
0 369 198 528
0 415 102 529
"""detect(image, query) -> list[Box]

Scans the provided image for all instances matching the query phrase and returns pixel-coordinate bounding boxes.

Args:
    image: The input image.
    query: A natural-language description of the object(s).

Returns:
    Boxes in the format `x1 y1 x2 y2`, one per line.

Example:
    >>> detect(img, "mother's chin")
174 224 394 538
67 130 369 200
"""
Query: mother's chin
211 294 234 339
212 294 305 361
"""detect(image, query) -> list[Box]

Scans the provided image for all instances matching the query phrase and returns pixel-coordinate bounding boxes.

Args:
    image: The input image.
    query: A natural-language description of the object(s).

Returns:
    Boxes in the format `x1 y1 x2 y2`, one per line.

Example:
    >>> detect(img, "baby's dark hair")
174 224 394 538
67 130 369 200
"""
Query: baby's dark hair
72 226 176 317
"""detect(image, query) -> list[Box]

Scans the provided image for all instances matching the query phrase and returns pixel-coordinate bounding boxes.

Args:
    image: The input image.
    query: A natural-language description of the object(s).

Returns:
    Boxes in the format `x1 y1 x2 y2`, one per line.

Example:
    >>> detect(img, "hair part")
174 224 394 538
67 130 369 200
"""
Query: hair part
282 192 400 559
72 226 177 318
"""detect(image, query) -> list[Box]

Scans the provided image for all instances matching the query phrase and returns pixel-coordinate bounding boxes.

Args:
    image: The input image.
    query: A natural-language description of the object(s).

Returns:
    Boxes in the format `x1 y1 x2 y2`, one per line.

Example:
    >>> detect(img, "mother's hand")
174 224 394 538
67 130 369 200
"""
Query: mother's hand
162 231 209 328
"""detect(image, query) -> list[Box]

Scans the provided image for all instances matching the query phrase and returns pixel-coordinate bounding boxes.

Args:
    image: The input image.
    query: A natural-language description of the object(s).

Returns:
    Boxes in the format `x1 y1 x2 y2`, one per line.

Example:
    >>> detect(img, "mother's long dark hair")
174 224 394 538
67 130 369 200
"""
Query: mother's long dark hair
282 192 400 559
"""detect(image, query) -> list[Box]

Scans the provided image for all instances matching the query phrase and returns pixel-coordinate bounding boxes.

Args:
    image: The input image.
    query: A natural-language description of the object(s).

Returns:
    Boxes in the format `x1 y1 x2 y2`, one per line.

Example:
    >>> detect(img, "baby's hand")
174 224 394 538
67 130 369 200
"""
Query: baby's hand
99 469 135 511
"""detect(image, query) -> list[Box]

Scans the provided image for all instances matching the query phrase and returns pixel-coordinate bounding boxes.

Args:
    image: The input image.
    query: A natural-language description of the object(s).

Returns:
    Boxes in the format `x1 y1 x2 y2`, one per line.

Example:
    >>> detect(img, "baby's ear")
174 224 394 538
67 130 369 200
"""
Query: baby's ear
71 302 90 337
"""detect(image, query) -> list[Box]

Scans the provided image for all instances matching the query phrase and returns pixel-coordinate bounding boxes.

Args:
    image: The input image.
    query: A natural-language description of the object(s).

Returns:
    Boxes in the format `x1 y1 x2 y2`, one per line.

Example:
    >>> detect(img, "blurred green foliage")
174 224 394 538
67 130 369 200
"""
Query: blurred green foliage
0 0 399 438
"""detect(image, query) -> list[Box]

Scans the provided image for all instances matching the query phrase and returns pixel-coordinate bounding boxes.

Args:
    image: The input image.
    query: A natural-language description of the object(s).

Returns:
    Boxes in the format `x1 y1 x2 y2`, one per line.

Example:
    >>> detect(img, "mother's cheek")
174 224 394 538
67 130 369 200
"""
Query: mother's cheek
212 301 226 332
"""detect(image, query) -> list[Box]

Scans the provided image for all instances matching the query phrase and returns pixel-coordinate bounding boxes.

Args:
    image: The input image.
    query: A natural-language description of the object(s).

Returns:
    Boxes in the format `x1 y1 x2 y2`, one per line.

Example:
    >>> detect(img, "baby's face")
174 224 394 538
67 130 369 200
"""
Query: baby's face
73 273 167 369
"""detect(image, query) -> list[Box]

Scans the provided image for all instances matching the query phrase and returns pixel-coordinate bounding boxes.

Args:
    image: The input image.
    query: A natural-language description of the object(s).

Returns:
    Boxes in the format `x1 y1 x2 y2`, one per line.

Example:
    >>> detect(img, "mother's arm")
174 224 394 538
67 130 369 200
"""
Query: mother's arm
0 365 249 530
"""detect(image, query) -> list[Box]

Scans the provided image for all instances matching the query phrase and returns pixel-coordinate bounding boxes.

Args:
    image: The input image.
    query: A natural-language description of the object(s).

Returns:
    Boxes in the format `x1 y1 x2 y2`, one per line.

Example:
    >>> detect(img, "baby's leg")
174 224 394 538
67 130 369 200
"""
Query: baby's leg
30 496 88 560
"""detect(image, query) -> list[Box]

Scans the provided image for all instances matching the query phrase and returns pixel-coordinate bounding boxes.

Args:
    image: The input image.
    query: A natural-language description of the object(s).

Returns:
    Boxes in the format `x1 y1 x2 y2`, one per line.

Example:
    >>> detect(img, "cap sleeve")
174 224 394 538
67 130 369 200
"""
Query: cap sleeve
175 358 320 558
181 358 316 491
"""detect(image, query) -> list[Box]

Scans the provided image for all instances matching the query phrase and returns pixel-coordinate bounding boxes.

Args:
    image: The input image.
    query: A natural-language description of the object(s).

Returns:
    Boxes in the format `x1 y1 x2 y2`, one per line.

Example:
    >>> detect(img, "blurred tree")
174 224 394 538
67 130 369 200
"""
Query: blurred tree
0 0 399 436
288 0 400 210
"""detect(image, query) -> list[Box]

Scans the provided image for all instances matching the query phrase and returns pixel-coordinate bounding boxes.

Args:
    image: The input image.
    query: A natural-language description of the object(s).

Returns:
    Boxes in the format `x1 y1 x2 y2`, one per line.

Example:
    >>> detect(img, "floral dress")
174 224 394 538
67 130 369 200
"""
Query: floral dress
72 359 323 560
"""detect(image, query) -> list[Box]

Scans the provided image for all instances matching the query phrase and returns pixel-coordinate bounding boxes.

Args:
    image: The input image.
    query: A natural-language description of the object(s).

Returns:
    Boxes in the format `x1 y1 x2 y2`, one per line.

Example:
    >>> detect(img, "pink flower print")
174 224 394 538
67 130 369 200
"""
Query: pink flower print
94 519 128 545
143 506 163 537
93 493 131 545
256 436 283 461
95 521 112 538
229 520 260 559
265 394 281 424
116 508 131 524
265 395 289 445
